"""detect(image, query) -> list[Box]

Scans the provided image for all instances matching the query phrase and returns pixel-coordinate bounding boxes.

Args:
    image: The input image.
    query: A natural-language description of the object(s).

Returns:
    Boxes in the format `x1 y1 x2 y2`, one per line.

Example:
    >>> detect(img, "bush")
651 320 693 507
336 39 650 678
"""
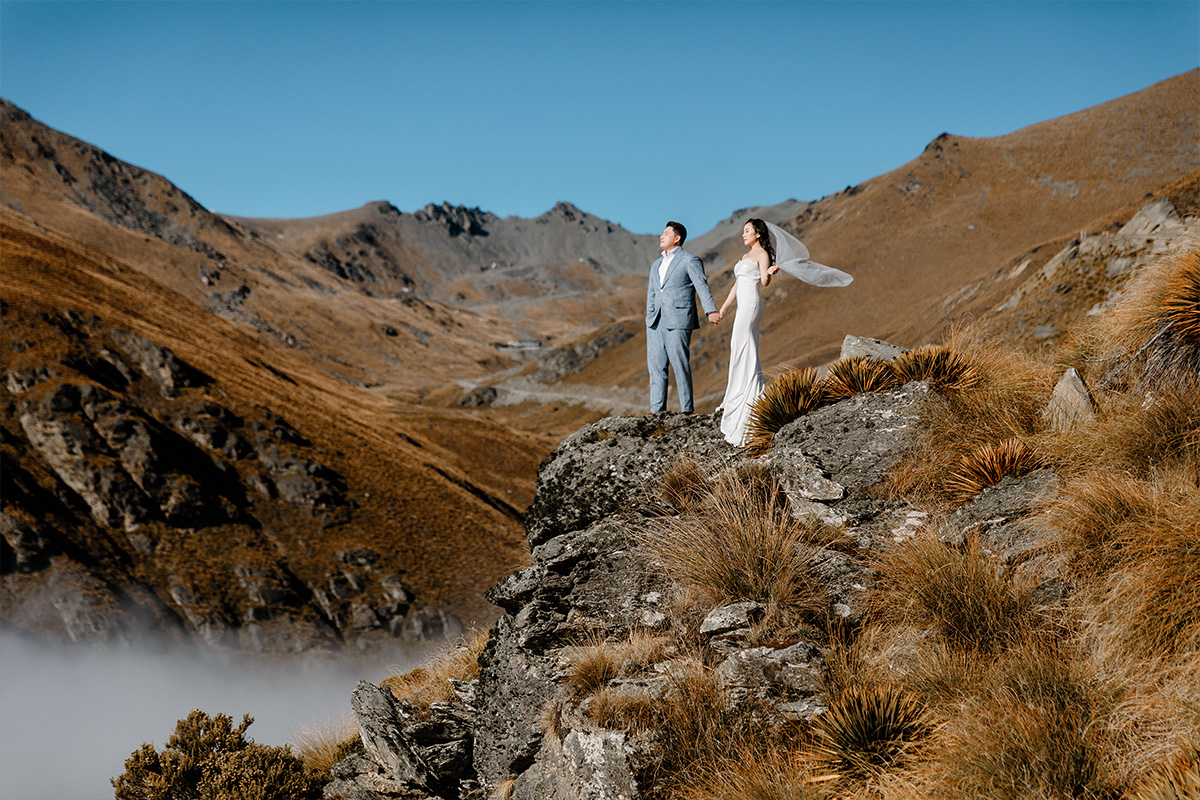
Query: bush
112 709 322 800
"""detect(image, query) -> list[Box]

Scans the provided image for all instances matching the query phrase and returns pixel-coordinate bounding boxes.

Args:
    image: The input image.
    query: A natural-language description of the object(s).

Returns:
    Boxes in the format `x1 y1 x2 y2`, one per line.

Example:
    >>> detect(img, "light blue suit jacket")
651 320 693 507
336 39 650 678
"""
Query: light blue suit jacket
645 248 718 331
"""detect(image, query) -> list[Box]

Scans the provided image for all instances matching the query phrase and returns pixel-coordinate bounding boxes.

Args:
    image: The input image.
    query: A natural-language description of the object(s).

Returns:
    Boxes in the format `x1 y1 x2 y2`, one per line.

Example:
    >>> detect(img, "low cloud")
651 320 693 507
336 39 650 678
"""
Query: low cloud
0 631 419 800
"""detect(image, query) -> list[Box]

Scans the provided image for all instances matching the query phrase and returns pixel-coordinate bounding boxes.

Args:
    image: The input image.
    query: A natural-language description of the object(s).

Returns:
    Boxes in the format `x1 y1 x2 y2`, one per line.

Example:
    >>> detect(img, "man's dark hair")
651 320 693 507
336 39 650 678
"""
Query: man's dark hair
666 221 687 244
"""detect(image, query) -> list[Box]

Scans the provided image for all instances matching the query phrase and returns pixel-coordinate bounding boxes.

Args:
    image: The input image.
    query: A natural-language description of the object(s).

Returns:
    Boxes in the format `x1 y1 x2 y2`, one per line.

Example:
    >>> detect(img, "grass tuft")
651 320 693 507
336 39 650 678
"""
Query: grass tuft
643 466 830 634
381 628 489 707
658 457 711 514
945 437 1043 502
1125 740 1200 800
292 715 360 777
871 530 1037 654
929 637 1118 800
892 345 983 391
746 367 824 456
809 682 933 779
822 356 902 400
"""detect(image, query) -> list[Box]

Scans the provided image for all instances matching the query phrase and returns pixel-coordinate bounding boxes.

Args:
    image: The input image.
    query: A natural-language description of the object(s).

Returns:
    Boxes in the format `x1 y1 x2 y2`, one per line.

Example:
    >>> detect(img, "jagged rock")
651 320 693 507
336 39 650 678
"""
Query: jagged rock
771 382 929 529
840 334 907 361
522 413 736 547
512 729 641 800
475 517 672 787
5 366 58 393
458 387 497 408
699 602 765 637
352 681 437 789
1044 368 1095 432
110 329 205 395
19 383 153 531
1119 197 1184 237
716 641 825 705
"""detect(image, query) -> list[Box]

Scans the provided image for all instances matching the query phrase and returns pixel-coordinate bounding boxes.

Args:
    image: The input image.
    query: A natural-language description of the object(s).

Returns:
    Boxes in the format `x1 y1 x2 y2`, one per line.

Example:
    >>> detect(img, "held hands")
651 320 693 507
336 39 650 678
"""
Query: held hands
707 311 722 325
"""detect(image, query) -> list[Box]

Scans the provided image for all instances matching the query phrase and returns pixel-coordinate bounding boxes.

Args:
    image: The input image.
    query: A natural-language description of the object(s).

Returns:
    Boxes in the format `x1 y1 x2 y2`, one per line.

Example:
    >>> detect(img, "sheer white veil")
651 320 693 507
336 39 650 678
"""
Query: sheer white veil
764 220 853 287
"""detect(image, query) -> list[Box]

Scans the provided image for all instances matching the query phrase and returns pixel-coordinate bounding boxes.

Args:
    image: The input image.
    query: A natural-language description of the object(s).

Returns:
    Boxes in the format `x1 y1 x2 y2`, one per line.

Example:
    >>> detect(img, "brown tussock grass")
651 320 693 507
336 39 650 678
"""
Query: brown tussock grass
807 681 934 781
650 663 780 796
642 465 833 637
1124 739 1200 800
658 457 711 514
923 637 1121 800
565 629 673 695
582 685 658 732
870 528 1039 654
886 327 1054 504
892 345 983 391
1069 246 1200 392
381 628 489 706
677 744 833 800
292 714 360 776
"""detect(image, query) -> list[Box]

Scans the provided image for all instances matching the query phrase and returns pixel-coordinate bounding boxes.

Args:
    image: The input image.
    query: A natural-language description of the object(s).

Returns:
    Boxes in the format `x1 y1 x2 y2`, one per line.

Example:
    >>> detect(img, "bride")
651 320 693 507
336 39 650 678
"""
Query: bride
716 218 853 446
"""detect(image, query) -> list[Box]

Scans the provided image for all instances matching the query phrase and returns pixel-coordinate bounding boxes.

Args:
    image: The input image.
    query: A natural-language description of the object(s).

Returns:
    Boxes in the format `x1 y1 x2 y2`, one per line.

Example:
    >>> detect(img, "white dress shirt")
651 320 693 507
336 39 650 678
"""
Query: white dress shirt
658 246 680 287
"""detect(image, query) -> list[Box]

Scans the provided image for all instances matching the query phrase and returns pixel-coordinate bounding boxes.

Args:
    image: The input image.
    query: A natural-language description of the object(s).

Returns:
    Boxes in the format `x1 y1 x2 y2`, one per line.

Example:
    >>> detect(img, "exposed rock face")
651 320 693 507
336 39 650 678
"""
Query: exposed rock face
332 375 1049 798
1 308 437 654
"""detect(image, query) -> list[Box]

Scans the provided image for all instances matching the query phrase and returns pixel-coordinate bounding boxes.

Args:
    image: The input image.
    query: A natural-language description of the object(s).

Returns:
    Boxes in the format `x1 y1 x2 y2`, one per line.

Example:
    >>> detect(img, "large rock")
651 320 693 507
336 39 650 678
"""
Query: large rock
522 413 736 547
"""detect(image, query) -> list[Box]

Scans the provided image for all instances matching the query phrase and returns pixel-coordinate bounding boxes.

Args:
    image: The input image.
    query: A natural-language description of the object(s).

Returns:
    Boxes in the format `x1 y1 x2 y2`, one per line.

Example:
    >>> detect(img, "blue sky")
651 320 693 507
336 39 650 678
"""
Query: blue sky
1 1 1196 235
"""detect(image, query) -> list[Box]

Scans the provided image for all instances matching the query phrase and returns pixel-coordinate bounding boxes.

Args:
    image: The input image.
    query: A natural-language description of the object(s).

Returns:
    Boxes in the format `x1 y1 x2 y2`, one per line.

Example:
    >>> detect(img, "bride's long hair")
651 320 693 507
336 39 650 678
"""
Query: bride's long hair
746 218 775 266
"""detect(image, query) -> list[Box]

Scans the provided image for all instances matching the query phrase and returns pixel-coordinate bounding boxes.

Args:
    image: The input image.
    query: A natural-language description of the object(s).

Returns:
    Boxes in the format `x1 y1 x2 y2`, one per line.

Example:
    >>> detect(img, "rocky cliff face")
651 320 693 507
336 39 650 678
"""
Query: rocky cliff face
326 383 1062 799
0 304 458 653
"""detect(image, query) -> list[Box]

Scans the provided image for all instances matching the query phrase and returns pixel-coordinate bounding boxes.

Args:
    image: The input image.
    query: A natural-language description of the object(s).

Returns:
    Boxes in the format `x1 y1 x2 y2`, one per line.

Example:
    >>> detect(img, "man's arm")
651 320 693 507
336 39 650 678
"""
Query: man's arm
685 254 719 316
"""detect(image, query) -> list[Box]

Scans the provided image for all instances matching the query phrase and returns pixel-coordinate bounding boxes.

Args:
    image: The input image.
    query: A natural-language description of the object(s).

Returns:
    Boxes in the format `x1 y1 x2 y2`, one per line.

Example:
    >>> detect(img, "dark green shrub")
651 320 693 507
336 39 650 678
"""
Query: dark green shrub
112 709 323 800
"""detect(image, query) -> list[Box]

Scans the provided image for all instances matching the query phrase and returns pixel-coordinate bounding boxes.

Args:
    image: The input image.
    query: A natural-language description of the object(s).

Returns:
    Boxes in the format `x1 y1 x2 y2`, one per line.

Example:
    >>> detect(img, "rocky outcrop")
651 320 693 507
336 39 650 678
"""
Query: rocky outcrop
331 378 1044 798
0 309 435 654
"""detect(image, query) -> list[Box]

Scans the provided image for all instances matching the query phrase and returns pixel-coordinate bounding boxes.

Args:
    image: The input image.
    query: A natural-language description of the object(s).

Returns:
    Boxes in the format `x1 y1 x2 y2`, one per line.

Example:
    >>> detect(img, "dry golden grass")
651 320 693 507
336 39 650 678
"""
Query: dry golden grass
821 356 902 400
924 636 1120 800
650 664 778 796
886 328 1054 503
642 466 831 636
1124 740 1200 800
677 744 834 800
658 457 711 514
870 529 1038 654
895 638 993 712
1040 383 1200 481
381 628 489 706
565 629 672 695
292 714 360 777
944 437 1044 502
582 685 658 732
746 366 825 456
1068 246 1200 392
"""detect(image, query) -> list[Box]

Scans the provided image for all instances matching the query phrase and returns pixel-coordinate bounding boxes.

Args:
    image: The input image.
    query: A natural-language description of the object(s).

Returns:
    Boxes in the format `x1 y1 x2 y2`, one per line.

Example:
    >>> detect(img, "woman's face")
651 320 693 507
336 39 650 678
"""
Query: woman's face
742 223 758 245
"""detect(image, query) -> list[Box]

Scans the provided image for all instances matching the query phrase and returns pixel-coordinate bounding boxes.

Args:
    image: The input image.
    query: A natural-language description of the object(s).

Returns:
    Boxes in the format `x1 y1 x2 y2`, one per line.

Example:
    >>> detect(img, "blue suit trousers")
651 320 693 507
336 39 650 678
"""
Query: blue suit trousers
647 323 694 413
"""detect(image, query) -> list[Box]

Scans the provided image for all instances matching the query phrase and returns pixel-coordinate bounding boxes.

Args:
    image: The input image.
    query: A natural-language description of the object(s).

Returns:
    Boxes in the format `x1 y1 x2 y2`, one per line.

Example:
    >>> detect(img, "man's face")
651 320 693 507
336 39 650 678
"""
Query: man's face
660 226 681 252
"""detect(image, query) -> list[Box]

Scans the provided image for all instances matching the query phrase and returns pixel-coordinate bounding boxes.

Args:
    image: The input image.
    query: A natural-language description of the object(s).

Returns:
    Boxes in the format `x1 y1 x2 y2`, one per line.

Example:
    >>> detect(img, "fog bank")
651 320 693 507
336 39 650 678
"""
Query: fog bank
0 632 419 800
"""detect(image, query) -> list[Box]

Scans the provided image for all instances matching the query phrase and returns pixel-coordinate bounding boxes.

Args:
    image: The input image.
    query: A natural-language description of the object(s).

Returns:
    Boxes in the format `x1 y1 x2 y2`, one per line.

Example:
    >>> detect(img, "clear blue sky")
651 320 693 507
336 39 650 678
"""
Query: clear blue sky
1 1 1196 235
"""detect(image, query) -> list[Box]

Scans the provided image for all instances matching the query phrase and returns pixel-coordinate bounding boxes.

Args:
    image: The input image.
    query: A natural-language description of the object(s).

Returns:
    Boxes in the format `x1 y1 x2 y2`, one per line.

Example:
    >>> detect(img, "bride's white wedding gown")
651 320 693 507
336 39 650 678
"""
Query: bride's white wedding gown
718 259 765 446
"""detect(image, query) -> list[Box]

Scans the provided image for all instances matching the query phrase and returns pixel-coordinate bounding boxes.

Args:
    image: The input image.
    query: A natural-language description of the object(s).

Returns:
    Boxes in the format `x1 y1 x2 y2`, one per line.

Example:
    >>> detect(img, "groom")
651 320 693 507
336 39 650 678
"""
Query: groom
645 221 720 413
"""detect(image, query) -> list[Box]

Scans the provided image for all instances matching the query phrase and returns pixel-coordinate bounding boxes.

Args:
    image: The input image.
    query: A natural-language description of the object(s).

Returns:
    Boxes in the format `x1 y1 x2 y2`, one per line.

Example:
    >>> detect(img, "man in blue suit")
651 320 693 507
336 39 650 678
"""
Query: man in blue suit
645 221 720 413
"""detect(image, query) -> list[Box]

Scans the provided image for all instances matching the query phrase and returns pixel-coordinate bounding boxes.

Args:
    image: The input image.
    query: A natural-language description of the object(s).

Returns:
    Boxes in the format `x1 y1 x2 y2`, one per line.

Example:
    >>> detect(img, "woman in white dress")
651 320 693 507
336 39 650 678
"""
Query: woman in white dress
716 219 778 445
715 218 855 446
